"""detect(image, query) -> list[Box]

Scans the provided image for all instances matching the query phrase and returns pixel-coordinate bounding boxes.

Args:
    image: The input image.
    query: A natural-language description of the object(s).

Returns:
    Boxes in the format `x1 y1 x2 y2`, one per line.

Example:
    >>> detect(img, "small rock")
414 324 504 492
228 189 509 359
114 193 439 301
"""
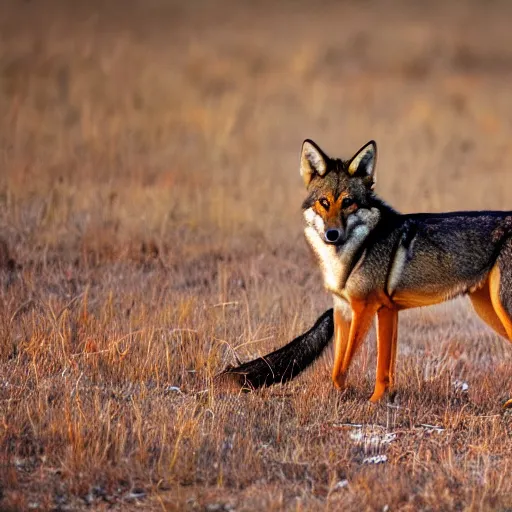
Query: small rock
362 454 388 465
333 479 349 491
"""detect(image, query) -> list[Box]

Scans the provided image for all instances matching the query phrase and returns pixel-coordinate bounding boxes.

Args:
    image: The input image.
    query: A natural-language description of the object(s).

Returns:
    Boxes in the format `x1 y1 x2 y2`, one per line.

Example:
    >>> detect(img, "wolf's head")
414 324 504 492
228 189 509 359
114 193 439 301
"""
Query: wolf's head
301 139 377 245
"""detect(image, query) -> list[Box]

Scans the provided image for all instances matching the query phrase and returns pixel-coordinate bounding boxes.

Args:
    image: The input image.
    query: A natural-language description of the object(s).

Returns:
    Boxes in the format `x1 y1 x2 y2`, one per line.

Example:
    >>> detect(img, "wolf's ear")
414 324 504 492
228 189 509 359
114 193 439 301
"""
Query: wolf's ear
300 139 329 187
347 141 377 186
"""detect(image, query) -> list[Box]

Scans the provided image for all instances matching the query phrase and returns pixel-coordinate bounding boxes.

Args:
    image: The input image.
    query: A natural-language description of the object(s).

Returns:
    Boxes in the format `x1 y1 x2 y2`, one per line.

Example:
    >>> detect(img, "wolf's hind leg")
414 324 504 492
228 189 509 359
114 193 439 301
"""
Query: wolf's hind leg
488 241 512 408
469 280 509 339
489 265 512 341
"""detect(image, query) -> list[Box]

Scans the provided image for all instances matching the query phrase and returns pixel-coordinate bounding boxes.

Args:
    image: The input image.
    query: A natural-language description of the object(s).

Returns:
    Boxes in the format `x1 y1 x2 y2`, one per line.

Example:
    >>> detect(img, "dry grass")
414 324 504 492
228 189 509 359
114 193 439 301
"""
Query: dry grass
1 0 512 510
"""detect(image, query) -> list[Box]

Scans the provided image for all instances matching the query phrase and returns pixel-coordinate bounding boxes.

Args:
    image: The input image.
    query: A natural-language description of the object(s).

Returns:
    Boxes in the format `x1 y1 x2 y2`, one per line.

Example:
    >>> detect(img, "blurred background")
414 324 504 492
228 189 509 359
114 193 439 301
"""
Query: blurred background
2 0 512 264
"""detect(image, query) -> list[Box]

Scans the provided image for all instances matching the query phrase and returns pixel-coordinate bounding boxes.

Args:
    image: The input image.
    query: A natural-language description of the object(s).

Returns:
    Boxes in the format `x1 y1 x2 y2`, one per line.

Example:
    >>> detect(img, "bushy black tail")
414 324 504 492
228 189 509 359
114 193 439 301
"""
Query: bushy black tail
216 309 334 389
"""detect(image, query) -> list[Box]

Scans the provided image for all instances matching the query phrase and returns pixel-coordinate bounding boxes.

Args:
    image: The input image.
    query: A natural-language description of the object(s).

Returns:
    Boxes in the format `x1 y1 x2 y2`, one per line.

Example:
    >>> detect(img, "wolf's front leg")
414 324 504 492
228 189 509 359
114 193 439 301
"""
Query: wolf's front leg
370 306 399 402
333 299 379 391
331 297 352 390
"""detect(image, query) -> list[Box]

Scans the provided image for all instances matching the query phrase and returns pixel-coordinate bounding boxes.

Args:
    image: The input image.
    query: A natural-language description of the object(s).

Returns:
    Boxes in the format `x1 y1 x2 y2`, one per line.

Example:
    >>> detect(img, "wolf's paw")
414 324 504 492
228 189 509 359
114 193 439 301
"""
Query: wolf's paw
369 391 385 403
369 381 395 404
332 372 348 391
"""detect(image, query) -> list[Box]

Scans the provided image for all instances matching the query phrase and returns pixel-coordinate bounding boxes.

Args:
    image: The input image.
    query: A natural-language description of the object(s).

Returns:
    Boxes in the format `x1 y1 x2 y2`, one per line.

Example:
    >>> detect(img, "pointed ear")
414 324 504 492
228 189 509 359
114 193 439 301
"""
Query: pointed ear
300 139 329 187
347 141 377 186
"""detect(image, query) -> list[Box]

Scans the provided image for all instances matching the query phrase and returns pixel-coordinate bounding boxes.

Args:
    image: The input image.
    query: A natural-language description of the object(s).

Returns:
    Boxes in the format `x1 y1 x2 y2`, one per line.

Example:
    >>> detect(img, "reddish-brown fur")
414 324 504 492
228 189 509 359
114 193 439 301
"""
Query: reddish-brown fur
312 191 356 232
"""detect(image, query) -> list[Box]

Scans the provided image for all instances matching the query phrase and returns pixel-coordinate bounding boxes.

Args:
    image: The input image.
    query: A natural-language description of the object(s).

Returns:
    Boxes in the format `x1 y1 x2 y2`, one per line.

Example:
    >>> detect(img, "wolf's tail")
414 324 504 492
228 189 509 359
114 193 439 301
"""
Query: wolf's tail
216 309 334 389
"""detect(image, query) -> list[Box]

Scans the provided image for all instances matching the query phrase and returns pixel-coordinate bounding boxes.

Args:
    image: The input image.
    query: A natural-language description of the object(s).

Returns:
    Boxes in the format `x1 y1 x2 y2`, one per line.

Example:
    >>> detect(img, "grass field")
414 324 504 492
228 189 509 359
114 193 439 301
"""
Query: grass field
1 0 512 510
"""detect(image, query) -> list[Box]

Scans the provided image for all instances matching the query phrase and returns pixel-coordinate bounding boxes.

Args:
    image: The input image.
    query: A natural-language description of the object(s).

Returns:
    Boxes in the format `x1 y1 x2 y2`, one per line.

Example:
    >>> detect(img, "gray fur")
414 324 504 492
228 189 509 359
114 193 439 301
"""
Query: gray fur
497 237 512 318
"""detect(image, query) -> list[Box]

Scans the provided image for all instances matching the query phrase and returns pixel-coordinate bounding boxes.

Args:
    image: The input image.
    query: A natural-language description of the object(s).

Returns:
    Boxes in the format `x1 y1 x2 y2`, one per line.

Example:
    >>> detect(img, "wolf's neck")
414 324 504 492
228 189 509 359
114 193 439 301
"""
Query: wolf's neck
369 194 400 220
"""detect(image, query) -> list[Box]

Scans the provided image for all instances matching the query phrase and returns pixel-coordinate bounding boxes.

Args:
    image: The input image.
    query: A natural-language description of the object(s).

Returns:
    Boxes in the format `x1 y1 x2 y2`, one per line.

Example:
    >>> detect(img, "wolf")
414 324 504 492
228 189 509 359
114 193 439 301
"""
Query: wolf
219 139 512 407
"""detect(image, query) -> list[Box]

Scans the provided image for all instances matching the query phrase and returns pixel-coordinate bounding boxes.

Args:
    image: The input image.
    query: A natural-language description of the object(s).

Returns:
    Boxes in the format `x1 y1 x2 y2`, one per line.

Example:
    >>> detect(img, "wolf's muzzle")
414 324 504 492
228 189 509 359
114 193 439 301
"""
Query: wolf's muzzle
324 228 343 244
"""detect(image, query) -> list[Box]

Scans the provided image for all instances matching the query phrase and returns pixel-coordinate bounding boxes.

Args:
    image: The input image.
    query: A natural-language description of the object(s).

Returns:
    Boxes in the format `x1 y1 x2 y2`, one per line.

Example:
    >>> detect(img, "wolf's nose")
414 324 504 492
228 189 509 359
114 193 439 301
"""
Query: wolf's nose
325 229 342 244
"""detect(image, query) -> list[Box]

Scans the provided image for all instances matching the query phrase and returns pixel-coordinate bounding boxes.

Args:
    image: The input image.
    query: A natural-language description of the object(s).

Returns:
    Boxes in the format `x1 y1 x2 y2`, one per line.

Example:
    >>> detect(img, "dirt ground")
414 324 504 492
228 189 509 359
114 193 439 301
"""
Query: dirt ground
1 0 512 510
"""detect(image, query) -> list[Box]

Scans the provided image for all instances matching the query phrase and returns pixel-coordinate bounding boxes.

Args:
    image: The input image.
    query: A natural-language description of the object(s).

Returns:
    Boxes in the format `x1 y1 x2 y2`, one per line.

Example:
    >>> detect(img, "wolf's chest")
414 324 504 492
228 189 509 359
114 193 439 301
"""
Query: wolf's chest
304 227 348 294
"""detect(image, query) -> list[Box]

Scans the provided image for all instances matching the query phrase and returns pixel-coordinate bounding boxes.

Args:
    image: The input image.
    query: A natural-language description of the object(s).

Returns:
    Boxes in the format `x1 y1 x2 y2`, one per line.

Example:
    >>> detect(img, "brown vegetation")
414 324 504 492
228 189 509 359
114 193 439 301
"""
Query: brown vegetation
0 0 511 510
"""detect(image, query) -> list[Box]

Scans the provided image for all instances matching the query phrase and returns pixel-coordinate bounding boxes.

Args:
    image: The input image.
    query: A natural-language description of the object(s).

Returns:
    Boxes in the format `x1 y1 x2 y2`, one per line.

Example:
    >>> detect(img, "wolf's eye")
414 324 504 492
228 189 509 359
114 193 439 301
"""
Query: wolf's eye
319 198 330 210
341 197 354 209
